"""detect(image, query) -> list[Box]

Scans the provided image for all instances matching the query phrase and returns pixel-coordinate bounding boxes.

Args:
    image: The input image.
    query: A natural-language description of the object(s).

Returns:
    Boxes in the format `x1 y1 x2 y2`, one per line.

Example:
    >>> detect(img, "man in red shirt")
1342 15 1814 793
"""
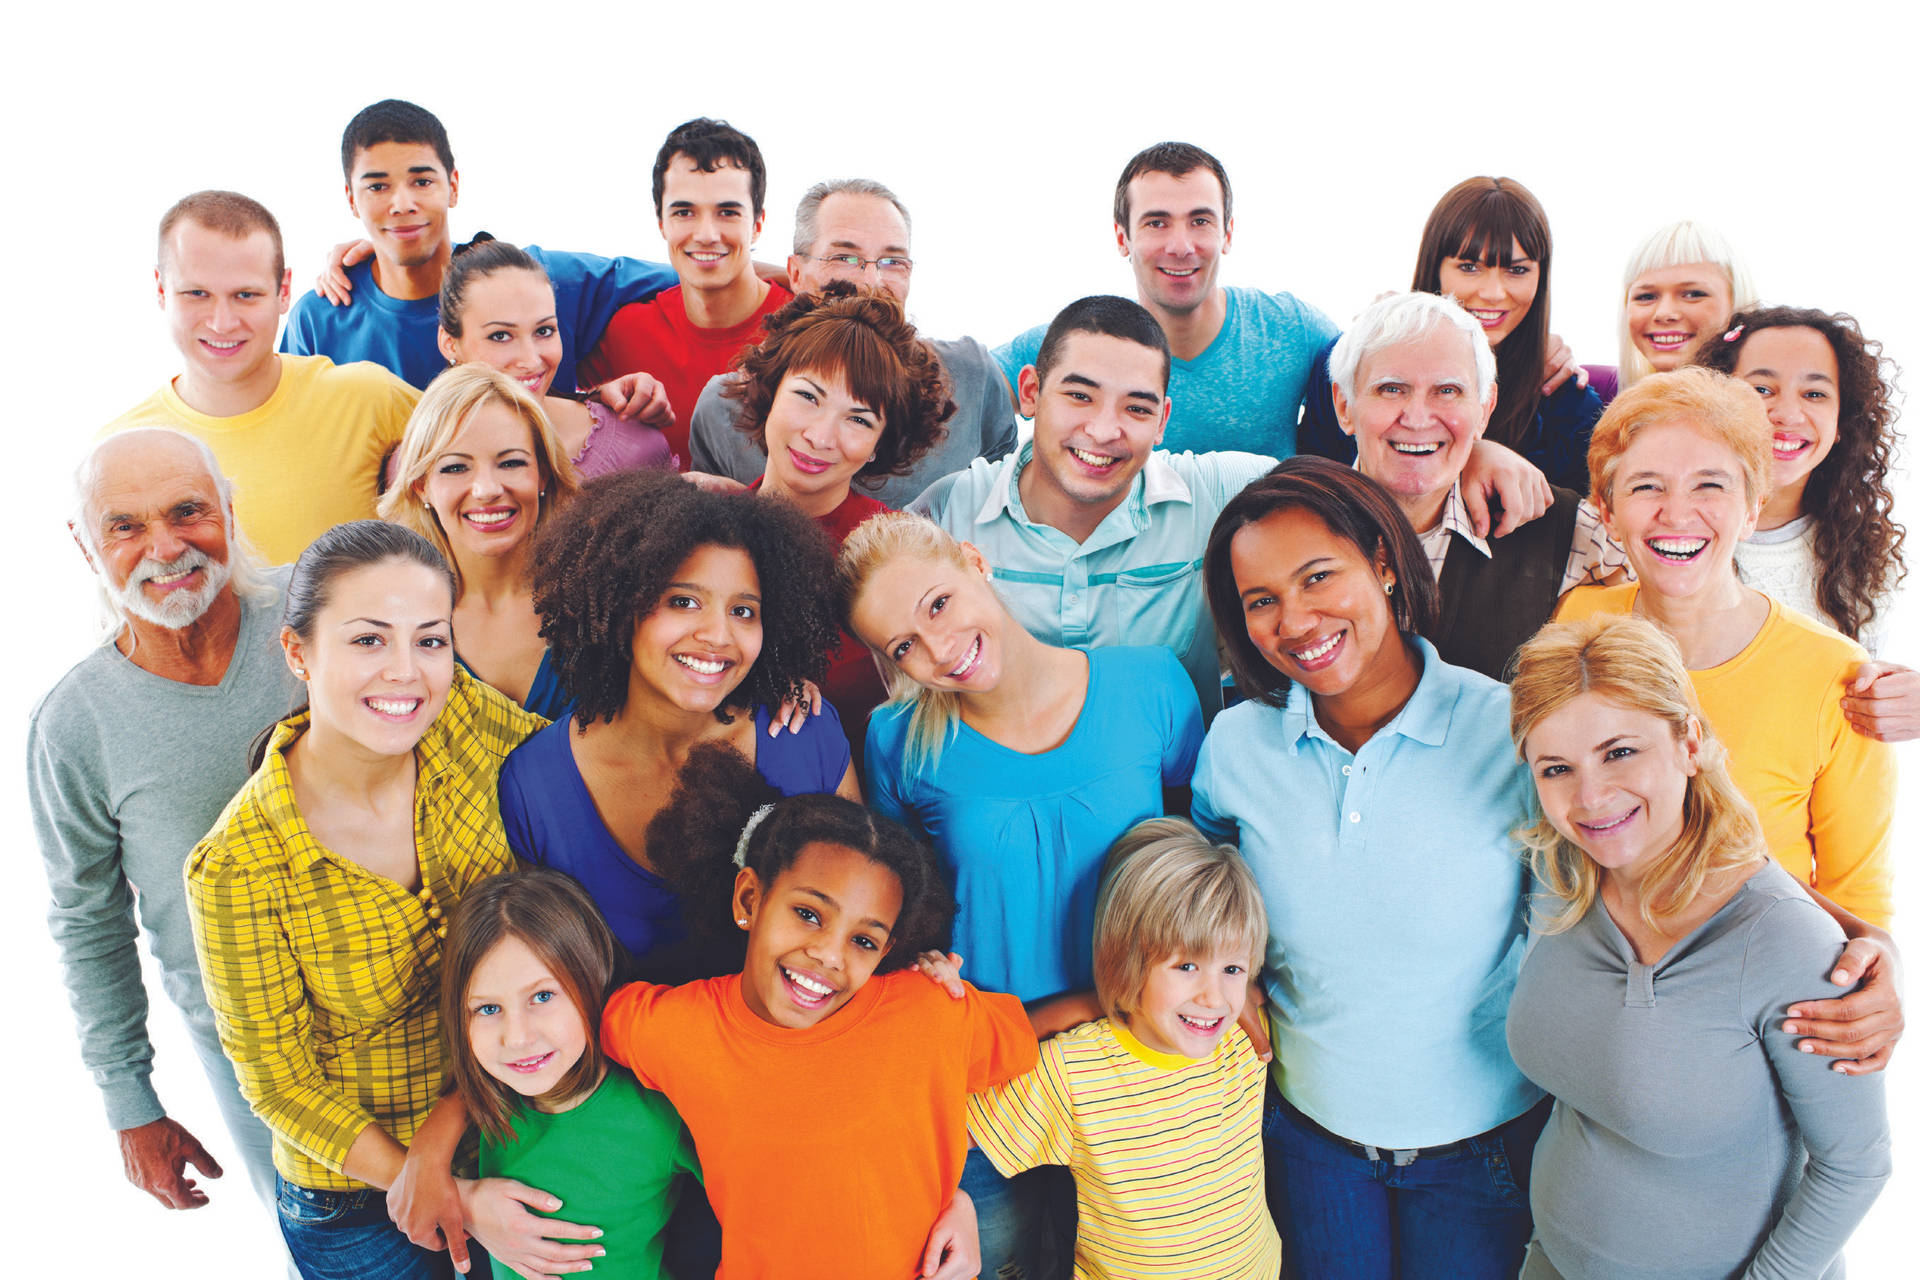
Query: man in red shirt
583 118 791 466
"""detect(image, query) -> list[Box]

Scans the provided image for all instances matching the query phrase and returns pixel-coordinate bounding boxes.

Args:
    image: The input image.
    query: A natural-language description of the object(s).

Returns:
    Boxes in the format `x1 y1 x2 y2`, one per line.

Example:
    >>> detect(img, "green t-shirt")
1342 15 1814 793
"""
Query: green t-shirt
479 1068 700 1279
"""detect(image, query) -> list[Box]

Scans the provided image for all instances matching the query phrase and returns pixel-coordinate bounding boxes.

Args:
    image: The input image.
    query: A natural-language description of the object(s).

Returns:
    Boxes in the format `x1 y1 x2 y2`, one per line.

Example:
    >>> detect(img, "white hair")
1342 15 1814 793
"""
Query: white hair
1329 291 1497 410
72 428 277 635
792 178 912 257
1617 220 1758 390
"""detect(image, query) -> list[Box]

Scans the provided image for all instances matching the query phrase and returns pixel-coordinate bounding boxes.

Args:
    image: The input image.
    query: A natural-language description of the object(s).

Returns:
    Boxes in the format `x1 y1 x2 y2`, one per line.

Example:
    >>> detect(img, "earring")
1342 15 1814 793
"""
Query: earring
294 666 308 679
736 918 749 928
422 500 432 511
1384 581 1395 597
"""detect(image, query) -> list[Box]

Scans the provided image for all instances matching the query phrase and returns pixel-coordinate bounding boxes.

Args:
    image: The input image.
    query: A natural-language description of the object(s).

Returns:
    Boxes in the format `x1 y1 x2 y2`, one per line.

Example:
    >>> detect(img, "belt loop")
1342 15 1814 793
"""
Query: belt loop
1392 1147 1419 1168
1363 1144 1383 1163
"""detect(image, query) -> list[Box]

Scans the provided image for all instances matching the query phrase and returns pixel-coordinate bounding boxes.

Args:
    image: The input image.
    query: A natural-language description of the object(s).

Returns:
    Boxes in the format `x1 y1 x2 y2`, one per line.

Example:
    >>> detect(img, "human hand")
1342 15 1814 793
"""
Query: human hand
591 373 674 429
1841 661 1920 742
1460 438 1551 538
1540 332 1590 395
317 239 375 306
768 680 823 737
1784 934 1904 1074
389 1137 469 1269
914 951 967 999
916 1189 980 1280
118 1117 222 1209
459 1177 605 1279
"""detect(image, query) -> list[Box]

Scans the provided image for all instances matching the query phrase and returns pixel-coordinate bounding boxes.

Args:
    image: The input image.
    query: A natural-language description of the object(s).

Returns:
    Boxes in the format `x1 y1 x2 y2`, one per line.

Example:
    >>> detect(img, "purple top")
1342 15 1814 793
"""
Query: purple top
572 399 675 478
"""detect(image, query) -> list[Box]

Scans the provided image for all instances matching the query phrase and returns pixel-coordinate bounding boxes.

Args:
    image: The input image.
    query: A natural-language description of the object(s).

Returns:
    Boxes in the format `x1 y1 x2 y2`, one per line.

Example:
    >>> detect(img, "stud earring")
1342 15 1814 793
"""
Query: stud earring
294 666 308 679
1384 580 1395 597
736 918 749 928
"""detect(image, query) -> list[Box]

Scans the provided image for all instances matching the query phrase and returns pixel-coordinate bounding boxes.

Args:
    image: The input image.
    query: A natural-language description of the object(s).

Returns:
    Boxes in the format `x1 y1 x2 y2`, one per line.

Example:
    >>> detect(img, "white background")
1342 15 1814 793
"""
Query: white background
4 1 1914 1274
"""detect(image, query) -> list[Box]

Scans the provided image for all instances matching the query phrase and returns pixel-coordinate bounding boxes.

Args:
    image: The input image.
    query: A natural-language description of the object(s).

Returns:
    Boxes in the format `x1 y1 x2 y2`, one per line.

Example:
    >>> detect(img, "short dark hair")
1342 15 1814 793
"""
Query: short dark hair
439 236 549 337
529 471 839 727
647 742 954 975
158 190 285 283
1034 295 1171 392
652 117 767 218
1113 141 1233 231
723 283 954 488
1203 456 1439 709
340 99 455 181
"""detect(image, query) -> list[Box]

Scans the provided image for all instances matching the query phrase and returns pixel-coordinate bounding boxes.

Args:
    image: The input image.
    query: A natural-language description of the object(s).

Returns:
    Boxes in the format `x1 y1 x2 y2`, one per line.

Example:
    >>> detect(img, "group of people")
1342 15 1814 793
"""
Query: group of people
30 96 1908 1280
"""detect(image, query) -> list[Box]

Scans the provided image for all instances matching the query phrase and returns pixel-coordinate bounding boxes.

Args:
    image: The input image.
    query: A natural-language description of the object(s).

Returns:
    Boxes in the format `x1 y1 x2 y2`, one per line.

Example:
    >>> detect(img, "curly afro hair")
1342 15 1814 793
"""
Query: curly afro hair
646 741 954 976
1694 306 1906 643
722 281 955 488
529 470 841 726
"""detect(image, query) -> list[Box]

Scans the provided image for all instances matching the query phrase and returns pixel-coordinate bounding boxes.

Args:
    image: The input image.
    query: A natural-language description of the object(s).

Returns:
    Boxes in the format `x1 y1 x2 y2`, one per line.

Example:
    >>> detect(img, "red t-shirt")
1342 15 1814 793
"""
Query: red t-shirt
603 972 1036 1279
583 283 793 467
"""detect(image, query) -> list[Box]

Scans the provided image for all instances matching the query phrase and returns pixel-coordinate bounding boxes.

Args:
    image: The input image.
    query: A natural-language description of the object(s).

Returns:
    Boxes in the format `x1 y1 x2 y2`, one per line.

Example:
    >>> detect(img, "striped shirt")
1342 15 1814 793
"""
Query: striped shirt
185 668 544 1189
968 1017 1281 1279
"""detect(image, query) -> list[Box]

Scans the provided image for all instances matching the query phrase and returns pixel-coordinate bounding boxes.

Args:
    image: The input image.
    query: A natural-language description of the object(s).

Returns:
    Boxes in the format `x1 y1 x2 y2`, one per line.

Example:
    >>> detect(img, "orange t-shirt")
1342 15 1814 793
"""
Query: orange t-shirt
602 971 1037 1279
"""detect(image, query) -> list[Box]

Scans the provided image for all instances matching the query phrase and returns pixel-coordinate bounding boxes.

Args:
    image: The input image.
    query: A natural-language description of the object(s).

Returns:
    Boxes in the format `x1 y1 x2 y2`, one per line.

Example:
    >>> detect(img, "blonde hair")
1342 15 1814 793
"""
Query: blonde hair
1509 615 1766 934
377 364 582 596
1091 817 1268 1026
1617 221 1758 390
1586 366 1774 512
836 510 990 775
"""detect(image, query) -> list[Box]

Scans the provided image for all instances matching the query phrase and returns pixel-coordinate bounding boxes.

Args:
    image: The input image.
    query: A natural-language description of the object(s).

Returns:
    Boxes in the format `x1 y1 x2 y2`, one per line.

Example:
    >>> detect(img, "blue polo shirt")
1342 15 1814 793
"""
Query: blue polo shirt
282 245 675 392
1192 637 1542 1149
909 444 1272 718
993 286 1337 457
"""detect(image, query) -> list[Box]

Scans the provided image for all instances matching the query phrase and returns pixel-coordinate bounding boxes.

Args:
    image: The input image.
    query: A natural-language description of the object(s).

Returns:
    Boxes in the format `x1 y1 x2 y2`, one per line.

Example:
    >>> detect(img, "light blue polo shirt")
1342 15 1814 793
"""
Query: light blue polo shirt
1191 637 1543 1150
909 444 1273 718
993 285 1338 457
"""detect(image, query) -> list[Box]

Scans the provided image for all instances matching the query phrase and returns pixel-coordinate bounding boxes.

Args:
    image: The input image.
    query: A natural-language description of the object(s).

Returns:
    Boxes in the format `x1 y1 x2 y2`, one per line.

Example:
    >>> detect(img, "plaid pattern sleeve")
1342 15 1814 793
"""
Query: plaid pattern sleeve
185 670 544 1189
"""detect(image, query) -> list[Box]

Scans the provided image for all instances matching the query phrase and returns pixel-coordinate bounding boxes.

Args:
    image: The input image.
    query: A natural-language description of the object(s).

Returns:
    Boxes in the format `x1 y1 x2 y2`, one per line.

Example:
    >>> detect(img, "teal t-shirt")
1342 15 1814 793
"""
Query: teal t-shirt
478 1068 700 1279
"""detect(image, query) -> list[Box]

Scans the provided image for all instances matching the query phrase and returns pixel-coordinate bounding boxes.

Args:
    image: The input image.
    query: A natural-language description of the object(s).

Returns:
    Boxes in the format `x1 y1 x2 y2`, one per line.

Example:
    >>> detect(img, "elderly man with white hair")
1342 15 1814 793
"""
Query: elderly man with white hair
1328 290 1624 679
28 428 298 1226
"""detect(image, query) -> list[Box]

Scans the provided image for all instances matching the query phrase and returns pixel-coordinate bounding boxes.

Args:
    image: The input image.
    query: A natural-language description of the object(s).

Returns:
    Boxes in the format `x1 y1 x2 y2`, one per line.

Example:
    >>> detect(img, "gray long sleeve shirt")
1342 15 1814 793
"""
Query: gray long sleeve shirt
1507 862 1890 1279
27 579 298 1129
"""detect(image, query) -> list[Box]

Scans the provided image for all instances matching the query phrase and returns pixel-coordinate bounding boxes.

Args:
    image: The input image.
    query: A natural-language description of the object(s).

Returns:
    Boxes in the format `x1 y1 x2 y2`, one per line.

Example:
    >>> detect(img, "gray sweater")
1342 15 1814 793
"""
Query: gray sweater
686 334 1018 507
27 578 299 1128
1507 861 1890 1279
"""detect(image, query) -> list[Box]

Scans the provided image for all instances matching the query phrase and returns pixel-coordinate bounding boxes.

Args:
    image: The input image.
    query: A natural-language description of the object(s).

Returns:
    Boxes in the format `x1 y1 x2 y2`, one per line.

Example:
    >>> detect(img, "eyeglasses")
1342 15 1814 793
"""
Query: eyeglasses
798 252 914 277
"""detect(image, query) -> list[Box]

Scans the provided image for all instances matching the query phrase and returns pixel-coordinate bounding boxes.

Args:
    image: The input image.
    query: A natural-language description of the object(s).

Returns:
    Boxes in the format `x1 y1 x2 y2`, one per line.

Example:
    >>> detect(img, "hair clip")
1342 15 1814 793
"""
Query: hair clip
1722 324 1745 343
733 804 776 869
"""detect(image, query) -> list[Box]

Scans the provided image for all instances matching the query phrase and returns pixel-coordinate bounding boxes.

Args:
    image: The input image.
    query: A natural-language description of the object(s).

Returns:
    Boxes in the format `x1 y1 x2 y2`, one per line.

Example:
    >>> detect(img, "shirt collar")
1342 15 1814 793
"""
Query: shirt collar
1280 635 1458 752
1434 483 1491 561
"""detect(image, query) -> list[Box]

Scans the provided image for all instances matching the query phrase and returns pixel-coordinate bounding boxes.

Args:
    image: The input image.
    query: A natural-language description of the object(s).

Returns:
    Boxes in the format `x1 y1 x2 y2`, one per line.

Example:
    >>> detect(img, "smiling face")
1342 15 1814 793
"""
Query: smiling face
1018 332 1169 521
1626 262 1734 371
464 933 590 1107
438 268 562 398
157 221 292 391
1129 946 1253 1059
1335 326 1491 521
1524 691 1700 880
734 841 902 1029
760 367 886 509
791 191 913 304
1116 169 1232 317
1732 326 1841 509
1599 421 1759 604
419 399 546 567
283 558 455 759
659 155 763 292
83 433 235 630
1229 507 1401 701
1437 238 1538 348
628 543 764 715
347 141 459 271
849 545 1006 695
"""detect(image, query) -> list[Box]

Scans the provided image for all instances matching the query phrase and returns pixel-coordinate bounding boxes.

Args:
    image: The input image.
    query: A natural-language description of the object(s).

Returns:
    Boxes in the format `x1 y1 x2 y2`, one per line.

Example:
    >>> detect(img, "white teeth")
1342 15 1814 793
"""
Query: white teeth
1293 634 1339 662
949 636 981 678
1160 267 1197 277
688 251 727 261
465 510 514 525
674 654 726 675
1773 436 1811 454
1468 309 1504 322
205 340 241 349
148 566 194 584
1583 808 1637 833
1179 1014 1223 1030
1390 441 1441 455
1648 334 1690 348
367 698 419 715
784 967 833 996
1648 537 1707 558
1068 447 1119 469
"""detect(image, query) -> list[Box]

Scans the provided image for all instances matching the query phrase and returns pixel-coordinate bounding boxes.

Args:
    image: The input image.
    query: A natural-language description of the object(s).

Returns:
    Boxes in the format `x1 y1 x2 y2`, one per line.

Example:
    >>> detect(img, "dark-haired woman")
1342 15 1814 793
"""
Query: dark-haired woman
185 521 553 1280
1191 458 1548 1279
496 469 855 978
728 282 956 753
437 237 676 477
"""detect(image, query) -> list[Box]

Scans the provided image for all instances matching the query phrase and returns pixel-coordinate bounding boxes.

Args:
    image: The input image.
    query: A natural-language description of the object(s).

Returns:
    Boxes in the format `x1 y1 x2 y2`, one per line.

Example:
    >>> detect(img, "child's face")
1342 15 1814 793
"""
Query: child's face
465 934 590 1106
1129 945 1253 1059
734 841 903 1029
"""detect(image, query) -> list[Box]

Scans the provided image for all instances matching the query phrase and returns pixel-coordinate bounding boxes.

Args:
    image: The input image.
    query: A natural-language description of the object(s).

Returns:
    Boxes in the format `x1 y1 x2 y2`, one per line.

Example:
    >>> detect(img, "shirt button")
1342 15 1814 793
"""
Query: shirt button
1349 812 1361 823
1341 765 1352 776
427 904 443 921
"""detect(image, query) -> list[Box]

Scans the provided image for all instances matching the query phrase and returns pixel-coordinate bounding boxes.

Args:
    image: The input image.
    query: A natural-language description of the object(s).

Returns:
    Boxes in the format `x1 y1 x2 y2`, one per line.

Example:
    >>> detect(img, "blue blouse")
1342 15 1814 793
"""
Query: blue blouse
866 646 1203 1003
498 702 852 971
458 650 570 722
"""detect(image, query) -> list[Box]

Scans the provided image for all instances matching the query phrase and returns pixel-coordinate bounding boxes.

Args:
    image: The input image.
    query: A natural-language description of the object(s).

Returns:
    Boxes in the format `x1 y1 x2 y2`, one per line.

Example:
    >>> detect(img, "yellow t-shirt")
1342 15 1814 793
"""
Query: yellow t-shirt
1555 583 1895 924
968 1017 1282 1280
102 354 417 565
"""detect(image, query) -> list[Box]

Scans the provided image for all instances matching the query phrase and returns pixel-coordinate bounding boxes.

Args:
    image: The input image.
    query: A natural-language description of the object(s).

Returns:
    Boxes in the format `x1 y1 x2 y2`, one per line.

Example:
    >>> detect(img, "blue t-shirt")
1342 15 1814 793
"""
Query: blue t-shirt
993 286 1337 457
865 646 1203 1003
281 244 676 392
498 702 851 968
458 649 570 722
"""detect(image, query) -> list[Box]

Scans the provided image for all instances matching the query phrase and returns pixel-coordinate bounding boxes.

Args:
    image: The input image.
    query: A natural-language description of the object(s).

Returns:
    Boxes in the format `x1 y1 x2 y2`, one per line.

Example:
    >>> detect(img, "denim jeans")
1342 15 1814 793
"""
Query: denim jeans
276 1176 487 1280
958 1147 1075 1280
1263 1093 1549 1280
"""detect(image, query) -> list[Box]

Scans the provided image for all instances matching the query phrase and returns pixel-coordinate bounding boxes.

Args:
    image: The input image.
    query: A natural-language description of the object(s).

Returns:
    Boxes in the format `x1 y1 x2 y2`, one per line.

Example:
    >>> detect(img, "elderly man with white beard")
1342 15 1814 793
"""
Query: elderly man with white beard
29 428 299 1234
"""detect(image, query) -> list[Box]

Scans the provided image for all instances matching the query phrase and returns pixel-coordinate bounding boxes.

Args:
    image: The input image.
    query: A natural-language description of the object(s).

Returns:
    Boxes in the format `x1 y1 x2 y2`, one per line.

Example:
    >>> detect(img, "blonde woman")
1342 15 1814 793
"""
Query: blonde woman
1505 614 1890 1280
1613 220 1756 395
379 363 582 717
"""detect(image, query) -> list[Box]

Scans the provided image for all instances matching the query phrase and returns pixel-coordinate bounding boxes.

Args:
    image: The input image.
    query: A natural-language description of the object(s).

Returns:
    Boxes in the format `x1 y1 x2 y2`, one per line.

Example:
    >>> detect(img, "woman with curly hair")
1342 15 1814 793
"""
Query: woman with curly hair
1693 306 1906 654
722 283 956 751
496 469 855 976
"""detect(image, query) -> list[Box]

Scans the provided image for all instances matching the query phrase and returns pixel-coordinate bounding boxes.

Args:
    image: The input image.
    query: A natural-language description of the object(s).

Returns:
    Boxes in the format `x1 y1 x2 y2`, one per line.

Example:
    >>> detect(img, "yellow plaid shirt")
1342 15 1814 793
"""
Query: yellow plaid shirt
186 668 544 1189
